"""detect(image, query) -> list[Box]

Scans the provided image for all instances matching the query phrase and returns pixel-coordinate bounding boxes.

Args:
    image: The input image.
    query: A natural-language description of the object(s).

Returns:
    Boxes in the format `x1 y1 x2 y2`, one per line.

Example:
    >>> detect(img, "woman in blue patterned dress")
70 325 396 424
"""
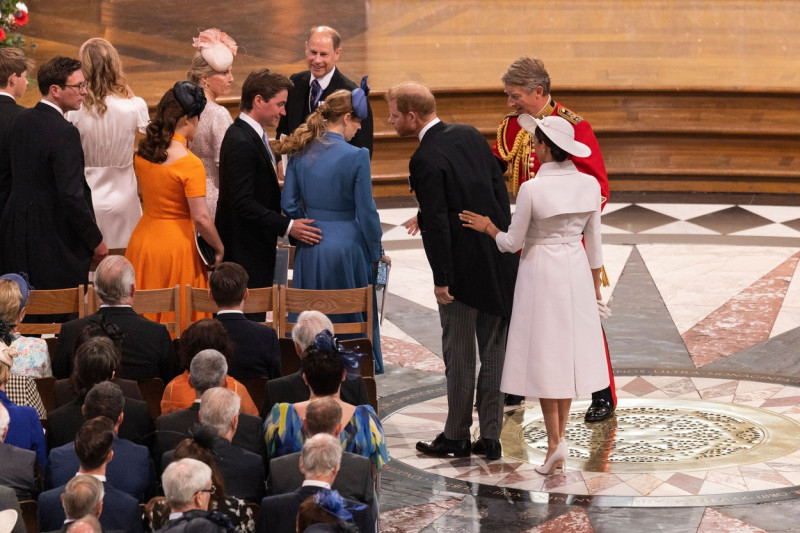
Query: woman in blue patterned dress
265 332 388 472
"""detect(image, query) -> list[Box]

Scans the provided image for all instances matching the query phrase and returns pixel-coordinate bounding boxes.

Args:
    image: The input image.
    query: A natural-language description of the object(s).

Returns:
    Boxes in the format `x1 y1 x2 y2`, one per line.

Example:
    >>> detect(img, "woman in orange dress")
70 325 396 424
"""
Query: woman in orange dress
125 82 224 326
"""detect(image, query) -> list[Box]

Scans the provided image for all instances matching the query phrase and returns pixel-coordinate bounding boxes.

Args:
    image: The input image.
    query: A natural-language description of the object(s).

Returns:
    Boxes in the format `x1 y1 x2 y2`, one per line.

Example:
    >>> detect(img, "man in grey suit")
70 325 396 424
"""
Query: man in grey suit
387 83 518 460
268 397 373 510
0 485 24 533
0 403 40 498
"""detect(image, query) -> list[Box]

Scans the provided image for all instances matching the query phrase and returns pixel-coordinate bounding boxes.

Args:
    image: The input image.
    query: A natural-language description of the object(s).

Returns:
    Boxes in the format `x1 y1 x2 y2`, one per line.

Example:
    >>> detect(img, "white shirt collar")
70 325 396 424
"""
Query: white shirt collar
76 473 107 482
99 304 132 308
311 66 337 92
0 91 14 100
215 309 243 315
40 98 65 115
239 110 266 140
302 480 332 489
418 117 441 141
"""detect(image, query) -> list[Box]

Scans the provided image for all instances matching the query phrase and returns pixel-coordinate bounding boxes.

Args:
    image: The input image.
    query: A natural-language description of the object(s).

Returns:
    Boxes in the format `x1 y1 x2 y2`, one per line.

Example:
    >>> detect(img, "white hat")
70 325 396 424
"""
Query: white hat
0 510 18 533
517 114 591 158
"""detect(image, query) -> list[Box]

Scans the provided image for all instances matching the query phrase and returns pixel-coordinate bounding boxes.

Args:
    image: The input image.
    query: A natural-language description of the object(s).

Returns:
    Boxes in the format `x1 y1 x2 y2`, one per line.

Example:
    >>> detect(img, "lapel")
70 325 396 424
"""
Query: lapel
234 116 271 166
34 101 66 122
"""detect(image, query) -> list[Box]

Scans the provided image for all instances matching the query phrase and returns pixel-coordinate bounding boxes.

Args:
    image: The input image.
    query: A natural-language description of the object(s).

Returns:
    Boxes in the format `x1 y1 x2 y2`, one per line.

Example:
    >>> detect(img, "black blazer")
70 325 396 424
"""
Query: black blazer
277 67 374 156
53 377 142 409
261 371 369 417
53 307 176 381
216 117 290 288
0 94 23 228
0 102 102 289
46 397 154 451
410 121 519 318
38 480 143 533
257 485 374 533
216 313 281 380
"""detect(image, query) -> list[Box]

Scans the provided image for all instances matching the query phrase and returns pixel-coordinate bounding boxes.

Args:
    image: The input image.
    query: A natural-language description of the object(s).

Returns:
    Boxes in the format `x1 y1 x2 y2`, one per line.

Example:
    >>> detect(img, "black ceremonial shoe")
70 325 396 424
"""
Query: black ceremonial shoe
504 394 524 406
416 433 471 457
584 398 615 423
472 438 502 460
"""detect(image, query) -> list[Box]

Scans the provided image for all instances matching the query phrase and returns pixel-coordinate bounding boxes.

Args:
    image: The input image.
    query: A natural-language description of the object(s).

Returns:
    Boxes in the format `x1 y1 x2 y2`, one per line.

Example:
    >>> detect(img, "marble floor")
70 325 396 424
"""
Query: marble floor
372 194 800 533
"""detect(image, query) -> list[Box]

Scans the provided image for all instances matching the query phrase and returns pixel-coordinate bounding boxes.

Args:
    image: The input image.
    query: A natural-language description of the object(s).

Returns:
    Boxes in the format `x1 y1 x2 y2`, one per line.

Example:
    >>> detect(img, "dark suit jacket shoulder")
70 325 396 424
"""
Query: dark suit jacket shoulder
216 313 281 379
261 371 369 416
53 377 142 408
0 485 25 533
0 442 40 498
0 95 24 230
47 397 154 451
268 451 373 507
257 485 373 533
38 481 144 533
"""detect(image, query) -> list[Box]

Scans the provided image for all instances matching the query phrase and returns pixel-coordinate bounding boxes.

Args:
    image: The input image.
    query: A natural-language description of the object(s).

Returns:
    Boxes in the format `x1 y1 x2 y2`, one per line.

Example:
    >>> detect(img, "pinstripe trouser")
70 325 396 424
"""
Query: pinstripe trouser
440 298 508 441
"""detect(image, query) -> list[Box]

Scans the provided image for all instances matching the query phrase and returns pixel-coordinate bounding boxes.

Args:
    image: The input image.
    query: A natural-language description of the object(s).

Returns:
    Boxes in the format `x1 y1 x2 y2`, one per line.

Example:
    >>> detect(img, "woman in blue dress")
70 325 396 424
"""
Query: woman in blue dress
276 84 388 373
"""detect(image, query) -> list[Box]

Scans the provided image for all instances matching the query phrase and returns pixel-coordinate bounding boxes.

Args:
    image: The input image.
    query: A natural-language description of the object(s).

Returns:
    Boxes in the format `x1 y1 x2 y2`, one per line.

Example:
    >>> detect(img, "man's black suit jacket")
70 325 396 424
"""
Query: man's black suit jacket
0 102 102 289
216 313 281 380
216 117 289 288
38 480 143 533
46 397 154 451
410 121 518 318
277 68 374 156
52 307 176 381
257 485 374 533
0 94 23 231
52 377 142 409
153 402 263 466
261 371 369 418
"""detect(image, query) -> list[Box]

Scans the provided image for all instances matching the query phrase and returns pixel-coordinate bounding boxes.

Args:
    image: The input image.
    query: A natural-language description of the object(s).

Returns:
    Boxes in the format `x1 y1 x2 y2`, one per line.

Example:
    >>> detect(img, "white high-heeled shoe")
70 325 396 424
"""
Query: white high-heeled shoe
535 440 568 475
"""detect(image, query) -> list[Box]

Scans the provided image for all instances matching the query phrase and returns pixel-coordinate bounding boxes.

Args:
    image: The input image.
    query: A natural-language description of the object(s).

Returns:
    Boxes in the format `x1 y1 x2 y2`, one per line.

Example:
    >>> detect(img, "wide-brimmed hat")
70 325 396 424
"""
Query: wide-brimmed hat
0 509 18 533
518 114 591 158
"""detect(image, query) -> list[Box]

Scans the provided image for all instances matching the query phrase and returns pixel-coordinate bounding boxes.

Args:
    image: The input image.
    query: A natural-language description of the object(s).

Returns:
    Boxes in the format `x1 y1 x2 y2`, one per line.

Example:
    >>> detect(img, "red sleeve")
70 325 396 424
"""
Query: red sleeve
572 119 609 210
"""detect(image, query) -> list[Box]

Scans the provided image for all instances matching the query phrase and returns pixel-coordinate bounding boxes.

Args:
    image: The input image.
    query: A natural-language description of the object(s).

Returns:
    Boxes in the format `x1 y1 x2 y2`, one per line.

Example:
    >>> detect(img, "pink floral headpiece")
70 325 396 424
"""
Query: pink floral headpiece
192 28 238 72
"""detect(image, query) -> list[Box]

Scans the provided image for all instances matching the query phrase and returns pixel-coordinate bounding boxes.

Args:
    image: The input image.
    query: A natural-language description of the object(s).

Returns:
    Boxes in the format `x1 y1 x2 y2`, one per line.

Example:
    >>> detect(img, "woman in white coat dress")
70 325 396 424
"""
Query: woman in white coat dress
460 114 609 475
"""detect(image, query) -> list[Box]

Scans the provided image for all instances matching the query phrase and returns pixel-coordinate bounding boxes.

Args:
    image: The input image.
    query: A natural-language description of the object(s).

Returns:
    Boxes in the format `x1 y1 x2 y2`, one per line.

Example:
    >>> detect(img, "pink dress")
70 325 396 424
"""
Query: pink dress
189 100 233 220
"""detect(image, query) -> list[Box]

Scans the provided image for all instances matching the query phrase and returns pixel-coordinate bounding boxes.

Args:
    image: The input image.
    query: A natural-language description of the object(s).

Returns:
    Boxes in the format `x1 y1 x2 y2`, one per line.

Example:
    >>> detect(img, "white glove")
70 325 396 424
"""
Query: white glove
598 296 612 319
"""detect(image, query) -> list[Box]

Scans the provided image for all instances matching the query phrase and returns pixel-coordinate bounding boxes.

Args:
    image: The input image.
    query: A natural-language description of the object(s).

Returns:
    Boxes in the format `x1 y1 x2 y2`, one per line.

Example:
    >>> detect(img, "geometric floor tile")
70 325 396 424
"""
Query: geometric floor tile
600 204 679 233
524 508 594 533
380 497 465 533
697 508 768 532
687 206 773 235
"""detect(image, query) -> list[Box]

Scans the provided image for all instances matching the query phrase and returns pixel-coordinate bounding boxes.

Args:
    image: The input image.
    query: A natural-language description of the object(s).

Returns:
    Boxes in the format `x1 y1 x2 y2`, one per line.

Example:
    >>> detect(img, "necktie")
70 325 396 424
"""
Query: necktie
262 130 276 170
309 79 322 112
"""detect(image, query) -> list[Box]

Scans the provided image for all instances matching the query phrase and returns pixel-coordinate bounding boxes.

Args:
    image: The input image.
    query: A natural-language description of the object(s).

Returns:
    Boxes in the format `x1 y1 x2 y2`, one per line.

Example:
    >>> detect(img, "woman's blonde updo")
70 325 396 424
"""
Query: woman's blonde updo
274 89 354 155
186 51 217 85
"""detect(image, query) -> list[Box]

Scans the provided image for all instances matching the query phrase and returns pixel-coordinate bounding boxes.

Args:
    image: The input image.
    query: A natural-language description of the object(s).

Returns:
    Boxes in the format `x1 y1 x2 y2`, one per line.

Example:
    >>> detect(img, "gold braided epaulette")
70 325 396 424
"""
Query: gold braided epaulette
496 117 530 195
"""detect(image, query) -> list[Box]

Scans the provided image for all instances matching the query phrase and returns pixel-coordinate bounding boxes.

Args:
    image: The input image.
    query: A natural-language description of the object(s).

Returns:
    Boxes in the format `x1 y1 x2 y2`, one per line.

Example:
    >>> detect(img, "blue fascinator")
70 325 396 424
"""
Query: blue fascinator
313 330 364 375
0 272 33 310
313 489 366 521
350 76 370 120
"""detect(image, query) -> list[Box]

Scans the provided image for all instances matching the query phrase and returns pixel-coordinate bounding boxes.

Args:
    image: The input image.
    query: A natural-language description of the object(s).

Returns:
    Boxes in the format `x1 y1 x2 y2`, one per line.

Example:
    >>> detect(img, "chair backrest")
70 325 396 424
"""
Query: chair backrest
18 499 38 533
238 376 268 412
363 376 378 412
34 376 56 415
88 285 181 336
184 284 279 330
16 285 85 335
137 377 165 420
279 286 373 342
279 337 301 376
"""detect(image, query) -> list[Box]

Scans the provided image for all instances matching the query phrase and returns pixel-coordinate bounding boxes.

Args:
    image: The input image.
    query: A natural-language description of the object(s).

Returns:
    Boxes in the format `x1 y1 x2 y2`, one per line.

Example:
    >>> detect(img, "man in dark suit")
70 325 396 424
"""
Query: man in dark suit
0 48 33 231
261 310 369 416
0 402 41 498
0 485 25 533
46 382 155 502
257 433 374 533
154 349 263 464
215 69 320 309
387 83 518 460
0 56 107 291
38 418 144 533
162 388 265 503
276 25 373 157
52 256 176 381
158 458 228 532
210 262 280 380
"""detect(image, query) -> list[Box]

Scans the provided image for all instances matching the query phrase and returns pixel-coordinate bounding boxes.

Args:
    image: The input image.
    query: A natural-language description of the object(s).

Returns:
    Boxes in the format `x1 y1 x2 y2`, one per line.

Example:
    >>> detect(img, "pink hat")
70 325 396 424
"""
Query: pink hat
192 28 237 72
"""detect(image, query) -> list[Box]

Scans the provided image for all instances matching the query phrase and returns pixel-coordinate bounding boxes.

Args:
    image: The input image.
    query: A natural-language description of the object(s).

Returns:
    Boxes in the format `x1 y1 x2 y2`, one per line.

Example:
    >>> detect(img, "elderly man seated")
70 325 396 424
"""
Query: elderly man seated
156 458 235 532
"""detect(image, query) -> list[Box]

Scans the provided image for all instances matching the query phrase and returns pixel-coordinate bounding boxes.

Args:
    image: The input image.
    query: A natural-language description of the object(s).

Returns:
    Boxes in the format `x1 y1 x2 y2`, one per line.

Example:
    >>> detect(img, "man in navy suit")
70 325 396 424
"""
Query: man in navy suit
0 56 107 290
215 69 320 304
257 433 374 533
210 262 280 380
46 382 155 502
276 26 373 157
38 417 143 533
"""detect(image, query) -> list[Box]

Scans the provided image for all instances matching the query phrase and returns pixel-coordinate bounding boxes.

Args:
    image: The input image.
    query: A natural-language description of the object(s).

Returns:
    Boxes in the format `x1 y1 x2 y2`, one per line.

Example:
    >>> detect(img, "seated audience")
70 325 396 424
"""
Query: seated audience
53 256 176 382
156 458 236 532
0 338 46 468
268 397 373 510
265 332 388 472
210 262 280 380
53 321 142 408
154 349 262 463
261 311 368 416
147 429 256 533
0 402 41 498
0 485 24 533
257 434 374 533
4 374 46 419
46 381 155 502
160 319 257 415
0 274 51 377
38 417 144 533
45 475 104 531
47 337 153 450
163 388 264 502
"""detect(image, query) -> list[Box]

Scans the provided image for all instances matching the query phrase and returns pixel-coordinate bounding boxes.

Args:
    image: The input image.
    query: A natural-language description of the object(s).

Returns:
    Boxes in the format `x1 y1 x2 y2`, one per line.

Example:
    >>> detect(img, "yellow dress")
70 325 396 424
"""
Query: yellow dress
125 134 208 327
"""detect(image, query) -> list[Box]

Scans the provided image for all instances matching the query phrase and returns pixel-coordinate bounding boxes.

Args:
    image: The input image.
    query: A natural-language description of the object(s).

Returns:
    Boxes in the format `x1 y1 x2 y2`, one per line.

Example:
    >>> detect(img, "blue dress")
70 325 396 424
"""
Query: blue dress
281 133 384 373
0 389 46 468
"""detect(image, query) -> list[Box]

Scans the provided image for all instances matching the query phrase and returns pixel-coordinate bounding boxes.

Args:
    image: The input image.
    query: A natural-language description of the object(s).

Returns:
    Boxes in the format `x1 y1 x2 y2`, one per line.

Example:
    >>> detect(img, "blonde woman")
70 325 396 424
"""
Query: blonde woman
67 38 149 249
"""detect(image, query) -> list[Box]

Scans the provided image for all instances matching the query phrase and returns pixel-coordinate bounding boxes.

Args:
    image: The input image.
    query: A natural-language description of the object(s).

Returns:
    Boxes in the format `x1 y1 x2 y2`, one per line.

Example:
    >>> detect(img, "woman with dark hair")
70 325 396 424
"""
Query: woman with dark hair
159 319 257 416
146 425 254 533
264 331 388 472
460 114 609 475
275 86 389 375
125 82 224 326
296 491 360 533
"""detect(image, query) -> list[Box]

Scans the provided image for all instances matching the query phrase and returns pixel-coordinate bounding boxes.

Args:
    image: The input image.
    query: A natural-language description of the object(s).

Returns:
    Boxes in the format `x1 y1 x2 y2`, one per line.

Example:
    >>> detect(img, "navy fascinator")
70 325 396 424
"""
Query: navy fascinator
313 330 364 375
350 76 370 120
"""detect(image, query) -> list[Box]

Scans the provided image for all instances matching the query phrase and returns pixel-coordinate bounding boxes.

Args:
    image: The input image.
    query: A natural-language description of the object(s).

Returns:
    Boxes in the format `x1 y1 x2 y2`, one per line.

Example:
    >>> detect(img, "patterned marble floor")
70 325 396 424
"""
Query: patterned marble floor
373 195 800 533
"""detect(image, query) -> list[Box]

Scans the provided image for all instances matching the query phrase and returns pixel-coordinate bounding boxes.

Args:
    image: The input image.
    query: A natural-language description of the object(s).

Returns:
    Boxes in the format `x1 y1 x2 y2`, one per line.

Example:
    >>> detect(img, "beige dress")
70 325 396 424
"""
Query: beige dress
189 99 233 219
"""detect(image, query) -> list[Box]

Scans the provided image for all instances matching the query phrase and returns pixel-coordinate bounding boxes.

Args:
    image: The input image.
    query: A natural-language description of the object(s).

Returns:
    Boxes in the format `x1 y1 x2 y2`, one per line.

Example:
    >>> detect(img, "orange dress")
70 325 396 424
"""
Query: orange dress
125 134 209 327
160 371 259 416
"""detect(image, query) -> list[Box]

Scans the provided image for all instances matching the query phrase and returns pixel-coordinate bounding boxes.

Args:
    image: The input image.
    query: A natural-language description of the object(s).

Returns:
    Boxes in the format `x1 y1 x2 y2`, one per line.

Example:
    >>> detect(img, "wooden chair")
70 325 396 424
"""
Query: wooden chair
34 376 57 415
137 377 165 420
239 376 268 411
279 337 301 376
19 499 38 533
340 338 375 378
279 286 373 342
16 285 85 335
184 284 280 329
88 284 181 337
363 376 378 412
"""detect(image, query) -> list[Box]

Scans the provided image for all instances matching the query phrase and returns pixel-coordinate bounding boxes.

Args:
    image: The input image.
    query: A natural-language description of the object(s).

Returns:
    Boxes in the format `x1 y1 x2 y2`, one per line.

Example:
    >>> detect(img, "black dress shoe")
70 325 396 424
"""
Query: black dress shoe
472 438 502 460
504 394 524 406
416 433 471 457
584 398 615 422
